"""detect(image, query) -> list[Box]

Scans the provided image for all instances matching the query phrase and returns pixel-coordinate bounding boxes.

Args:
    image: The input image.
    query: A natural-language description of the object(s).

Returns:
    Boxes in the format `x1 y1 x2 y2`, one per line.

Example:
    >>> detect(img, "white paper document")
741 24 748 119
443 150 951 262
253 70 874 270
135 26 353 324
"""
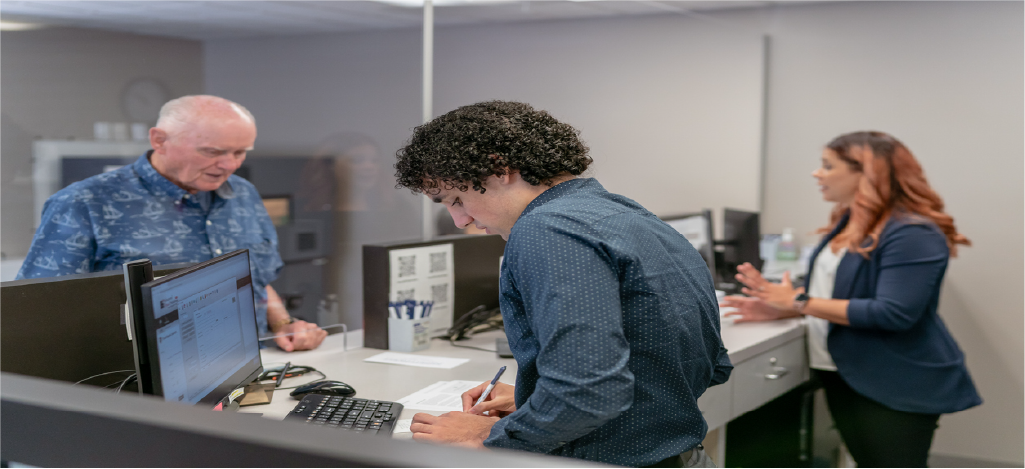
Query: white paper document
363 352 469 369
389 243 454 333
394 418 413 434
396 380 484 412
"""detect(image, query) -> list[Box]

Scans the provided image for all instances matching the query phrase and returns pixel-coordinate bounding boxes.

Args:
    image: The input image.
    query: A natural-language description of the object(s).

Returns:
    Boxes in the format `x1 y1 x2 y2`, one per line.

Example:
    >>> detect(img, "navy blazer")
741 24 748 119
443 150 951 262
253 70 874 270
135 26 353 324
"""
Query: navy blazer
806 212 982 414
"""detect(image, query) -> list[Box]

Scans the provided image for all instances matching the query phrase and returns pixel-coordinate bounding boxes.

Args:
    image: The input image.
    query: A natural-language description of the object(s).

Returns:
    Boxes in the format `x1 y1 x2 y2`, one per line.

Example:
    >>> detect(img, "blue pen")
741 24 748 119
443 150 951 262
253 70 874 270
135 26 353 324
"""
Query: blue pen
405 299 416 319
474 366 507 408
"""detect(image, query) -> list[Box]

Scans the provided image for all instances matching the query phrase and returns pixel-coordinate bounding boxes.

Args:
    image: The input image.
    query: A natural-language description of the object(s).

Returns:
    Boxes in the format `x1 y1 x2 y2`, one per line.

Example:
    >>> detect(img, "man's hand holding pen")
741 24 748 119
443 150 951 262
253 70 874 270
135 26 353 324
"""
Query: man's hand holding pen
462 381 516 417
411 368 516 449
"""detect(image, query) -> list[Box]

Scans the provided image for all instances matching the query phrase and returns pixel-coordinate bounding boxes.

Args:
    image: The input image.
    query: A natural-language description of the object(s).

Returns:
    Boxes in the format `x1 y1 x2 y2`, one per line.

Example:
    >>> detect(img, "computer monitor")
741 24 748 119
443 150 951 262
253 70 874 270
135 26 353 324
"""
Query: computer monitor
1 263 189 385
661 210 716 278
720 208 763 280
138 249 263 407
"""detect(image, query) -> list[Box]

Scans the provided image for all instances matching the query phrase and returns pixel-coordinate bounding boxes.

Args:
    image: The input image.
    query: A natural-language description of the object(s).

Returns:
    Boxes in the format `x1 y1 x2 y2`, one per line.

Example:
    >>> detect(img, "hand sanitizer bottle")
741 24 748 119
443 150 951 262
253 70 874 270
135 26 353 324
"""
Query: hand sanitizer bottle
777 228 798 261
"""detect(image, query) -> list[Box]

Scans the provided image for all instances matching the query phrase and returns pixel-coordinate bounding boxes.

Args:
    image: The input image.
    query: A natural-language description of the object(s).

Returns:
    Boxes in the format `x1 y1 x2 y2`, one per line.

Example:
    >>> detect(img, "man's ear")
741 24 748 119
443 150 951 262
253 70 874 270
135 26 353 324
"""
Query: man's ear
149 128 168 153
495 169 520 186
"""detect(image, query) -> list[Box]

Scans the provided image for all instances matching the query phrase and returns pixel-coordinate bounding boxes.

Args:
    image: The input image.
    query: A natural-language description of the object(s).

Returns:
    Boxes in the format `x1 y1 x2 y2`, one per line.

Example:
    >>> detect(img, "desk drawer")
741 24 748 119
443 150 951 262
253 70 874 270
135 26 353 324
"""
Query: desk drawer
697 379 732 430
731 337 807 418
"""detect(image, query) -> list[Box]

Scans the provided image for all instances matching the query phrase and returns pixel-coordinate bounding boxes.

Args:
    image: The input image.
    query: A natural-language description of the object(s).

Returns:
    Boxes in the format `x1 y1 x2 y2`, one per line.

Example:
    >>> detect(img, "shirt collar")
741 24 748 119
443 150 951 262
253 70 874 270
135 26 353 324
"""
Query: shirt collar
133 151 236 200
519 177 595 218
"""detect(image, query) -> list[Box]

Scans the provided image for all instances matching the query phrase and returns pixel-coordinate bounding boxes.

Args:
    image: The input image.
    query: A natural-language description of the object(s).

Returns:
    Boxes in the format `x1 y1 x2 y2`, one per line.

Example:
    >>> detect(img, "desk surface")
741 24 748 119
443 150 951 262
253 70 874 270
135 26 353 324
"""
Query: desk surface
244 318 805 428
246 331 517 429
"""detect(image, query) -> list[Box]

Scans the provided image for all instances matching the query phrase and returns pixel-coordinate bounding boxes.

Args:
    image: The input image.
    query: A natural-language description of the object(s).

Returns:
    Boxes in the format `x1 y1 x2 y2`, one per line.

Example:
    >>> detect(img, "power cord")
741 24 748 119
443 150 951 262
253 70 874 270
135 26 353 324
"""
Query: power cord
74 370 135 386
114 374 137 394
256 363 327 391
433 305 503 352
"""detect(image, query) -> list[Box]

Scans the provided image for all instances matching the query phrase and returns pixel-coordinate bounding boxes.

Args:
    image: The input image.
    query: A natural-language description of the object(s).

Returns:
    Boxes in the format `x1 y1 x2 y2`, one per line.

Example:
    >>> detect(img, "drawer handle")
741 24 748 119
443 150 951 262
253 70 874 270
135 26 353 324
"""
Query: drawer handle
765 357 788 380
765 366 789 380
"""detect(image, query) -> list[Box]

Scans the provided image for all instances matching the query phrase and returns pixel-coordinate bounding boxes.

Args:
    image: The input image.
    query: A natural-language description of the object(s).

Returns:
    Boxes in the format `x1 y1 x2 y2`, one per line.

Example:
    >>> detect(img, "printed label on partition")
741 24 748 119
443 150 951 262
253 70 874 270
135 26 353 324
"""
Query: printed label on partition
389 244 454 333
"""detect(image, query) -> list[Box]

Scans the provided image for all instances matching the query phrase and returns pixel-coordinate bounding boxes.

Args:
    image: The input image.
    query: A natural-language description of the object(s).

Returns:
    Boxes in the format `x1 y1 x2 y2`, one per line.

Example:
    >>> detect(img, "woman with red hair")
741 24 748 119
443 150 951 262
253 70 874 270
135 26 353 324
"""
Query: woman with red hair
722 131 981 467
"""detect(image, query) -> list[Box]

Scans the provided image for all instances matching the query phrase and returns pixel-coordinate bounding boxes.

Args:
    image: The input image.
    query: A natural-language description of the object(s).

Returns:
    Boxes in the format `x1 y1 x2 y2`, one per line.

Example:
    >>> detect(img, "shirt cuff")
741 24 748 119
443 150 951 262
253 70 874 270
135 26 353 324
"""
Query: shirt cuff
845 298 874 329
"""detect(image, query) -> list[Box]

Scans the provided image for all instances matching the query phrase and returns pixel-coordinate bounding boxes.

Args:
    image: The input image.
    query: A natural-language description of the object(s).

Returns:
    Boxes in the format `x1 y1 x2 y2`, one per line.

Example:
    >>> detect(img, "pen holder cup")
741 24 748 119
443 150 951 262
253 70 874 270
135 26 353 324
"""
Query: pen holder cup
388 317 431 353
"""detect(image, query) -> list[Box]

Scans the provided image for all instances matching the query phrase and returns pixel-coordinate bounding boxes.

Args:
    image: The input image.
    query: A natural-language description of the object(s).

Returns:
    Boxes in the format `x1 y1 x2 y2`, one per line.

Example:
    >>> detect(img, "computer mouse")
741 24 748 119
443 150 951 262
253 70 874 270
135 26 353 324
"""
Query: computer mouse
289 380 356 399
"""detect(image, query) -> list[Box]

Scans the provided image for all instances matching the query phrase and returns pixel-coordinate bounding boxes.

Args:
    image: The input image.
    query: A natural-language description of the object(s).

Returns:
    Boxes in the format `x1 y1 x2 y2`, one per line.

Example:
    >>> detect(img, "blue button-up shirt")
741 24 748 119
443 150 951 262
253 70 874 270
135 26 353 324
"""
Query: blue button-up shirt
17 153 283 333
486 178 732 466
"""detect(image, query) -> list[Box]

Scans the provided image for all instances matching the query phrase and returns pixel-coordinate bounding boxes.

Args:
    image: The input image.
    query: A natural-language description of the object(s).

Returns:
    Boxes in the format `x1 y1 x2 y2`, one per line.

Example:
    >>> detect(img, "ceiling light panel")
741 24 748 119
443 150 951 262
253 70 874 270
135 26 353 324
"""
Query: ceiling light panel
0 0 775 41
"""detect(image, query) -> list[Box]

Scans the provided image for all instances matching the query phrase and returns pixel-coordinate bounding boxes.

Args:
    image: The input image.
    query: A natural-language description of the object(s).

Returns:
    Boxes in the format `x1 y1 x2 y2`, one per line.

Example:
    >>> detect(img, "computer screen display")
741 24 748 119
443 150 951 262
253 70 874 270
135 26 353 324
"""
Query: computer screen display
261 196 291 227
661 210 716 276
139 250 262 407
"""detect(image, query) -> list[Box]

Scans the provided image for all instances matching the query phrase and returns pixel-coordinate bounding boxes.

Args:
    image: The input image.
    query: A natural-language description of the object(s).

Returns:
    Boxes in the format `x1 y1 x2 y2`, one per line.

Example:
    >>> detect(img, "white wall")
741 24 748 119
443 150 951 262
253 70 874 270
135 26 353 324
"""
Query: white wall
0 27 203 259
724 1 1022 464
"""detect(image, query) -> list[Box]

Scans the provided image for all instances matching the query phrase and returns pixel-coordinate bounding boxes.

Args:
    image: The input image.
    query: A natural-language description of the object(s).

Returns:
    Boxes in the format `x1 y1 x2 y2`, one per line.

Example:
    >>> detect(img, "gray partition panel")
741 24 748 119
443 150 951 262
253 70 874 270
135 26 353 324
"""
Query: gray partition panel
1 373 600 468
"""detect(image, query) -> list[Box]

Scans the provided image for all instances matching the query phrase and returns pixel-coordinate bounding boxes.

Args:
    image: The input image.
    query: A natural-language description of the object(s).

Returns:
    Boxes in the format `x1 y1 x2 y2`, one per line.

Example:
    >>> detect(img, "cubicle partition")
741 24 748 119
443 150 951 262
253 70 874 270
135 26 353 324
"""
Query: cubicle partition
363 234 505 350
0 264 186 385
1 373 588 467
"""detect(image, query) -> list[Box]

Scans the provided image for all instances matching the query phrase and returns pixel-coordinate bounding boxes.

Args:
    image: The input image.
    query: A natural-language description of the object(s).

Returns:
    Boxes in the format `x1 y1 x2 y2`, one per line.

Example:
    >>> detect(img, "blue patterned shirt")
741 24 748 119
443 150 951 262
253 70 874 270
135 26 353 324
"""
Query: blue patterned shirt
17 153 283 333
486 178 732 466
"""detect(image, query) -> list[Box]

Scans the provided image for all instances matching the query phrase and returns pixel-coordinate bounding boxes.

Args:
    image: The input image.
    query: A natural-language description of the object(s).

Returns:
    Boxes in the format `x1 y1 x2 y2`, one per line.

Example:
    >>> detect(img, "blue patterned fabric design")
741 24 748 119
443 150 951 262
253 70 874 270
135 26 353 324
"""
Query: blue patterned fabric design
17 153 283 333
486 178 732 466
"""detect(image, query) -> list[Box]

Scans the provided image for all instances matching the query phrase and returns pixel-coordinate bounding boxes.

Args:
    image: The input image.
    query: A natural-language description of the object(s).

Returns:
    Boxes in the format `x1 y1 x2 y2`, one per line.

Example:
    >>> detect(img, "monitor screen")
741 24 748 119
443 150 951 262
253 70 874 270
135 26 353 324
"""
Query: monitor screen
723 208 763 273
139 250 262 407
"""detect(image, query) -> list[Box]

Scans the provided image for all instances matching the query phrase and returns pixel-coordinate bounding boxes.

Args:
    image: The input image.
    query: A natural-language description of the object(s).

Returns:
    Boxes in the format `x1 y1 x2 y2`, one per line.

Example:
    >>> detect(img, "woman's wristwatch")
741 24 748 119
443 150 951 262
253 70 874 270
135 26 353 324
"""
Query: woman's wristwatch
792 293 810 313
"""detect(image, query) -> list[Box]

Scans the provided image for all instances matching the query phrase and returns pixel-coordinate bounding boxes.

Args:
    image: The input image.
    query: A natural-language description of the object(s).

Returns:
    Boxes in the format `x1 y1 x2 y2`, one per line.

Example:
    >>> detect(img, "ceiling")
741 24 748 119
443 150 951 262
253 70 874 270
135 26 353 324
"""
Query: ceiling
0 1 776 41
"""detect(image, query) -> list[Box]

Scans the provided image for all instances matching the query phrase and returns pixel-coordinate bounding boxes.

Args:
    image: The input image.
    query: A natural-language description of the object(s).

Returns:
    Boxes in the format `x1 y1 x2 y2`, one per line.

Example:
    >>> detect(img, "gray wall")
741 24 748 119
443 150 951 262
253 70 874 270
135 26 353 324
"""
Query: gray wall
0 27 203 259
207 2 1023 464
204 29 427 330
432 15 766 225
204 14 765 337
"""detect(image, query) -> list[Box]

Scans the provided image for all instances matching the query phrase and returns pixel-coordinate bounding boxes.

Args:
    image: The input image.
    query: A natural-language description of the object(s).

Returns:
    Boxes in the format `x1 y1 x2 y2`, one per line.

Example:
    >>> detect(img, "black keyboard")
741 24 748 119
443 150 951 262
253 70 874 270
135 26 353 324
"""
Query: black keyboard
285 394 403 436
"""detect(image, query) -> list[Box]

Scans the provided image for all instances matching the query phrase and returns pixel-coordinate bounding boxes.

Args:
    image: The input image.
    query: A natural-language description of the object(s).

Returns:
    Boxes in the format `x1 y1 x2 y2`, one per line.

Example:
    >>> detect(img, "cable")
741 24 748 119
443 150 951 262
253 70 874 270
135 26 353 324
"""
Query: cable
441 337 498 353
114 374 137 394
255 363 328 391
74 369 135 386
261 371 327 391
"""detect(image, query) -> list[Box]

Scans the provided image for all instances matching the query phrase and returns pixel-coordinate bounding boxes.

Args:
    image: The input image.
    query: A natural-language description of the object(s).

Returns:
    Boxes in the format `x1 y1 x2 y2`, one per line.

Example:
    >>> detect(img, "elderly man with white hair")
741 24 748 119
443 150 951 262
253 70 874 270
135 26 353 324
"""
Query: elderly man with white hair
18 95 327 352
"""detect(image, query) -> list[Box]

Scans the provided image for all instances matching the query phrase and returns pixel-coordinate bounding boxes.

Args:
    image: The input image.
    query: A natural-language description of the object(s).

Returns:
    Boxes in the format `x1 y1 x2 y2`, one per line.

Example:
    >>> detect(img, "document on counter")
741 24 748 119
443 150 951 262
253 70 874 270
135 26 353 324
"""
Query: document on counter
394 418 413 434
363 352 469 369
396 380 483 412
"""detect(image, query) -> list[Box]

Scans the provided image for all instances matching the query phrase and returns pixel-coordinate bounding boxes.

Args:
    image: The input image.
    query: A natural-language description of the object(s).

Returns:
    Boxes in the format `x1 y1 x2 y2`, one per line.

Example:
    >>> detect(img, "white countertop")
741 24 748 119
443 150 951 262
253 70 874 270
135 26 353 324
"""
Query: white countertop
719 317 806 363
243 318 805 423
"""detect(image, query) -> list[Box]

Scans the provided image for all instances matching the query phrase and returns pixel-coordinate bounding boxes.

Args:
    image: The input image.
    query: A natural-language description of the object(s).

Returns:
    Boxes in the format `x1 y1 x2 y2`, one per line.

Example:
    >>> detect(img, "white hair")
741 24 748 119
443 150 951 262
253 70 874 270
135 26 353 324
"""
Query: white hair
155 95 255 135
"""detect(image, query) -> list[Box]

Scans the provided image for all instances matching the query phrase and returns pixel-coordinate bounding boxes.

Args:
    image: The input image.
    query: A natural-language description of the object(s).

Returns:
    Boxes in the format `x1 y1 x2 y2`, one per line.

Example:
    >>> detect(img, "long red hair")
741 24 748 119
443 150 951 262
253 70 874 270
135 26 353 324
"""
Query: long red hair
820 131 970 257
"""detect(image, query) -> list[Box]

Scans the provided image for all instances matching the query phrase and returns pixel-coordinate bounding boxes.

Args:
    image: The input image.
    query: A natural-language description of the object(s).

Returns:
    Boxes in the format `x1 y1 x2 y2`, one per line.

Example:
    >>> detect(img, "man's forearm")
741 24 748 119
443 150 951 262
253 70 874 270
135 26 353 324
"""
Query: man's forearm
264 285 291 332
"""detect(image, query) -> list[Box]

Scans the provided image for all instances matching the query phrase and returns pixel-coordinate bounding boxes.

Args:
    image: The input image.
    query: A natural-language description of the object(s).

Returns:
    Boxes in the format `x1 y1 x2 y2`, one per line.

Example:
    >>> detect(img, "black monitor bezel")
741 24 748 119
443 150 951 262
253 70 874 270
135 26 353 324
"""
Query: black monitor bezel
722 208 763 272
138 249 263 408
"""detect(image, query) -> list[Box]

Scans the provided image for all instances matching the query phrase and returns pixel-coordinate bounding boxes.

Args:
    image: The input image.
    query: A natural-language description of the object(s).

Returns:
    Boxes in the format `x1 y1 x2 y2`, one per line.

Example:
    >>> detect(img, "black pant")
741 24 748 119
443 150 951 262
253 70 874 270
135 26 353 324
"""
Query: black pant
818 370 940 468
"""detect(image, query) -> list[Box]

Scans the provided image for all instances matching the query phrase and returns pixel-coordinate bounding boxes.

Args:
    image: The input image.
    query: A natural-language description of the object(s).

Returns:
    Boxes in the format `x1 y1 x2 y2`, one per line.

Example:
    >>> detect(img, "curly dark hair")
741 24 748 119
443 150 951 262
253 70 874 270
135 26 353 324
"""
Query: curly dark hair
394 100 592 194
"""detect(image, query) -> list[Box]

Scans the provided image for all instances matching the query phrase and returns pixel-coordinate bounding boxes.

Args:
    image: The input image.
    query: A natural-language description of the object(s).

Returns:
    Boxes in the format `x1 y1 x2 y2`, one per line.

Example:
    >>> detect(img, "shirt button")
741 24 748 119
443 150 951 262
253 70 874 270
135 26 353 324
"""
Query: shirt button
214 249 222 255
184 194 191 199
206 220 212 226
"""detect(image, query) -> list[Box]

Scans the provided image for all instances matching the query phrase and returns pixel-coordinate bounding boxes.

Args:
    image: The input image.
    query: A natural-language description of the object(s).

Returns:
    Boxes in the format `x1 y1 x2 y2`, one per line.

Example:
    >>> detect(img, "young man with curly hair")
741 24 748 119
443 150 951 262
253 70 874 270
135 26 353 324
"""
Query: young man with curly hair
399 101 731 468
